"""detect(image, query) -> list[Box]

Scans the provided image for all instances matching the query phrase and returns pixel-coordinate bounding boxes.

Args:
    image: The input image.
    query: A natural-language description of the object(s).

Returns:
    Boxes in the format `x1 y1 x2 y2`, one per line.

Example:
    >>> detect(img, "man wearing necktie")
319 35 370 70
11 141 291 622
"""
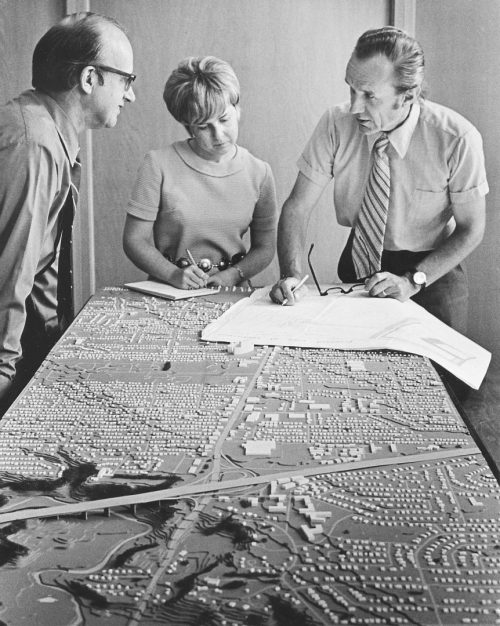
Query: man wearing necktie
270 26 488 337
0 12 136 412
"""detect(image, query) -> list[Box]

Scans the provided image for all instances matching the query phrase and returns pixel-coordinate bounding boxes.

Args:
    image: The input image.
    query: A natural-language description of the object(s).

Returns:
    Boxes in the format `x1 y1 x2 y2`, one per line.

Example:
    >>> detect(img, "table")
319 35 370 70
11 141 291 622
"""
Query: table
0 287 499 625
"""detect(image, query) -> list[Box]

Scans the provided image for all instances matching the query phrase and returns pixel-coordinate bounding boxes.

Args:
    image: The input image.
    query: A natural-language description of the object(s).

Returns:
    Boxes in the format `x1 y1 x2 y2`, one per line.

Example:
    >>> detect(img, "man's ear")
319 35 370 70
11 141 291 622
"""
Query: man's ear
403 85 420 103
79 66 95 94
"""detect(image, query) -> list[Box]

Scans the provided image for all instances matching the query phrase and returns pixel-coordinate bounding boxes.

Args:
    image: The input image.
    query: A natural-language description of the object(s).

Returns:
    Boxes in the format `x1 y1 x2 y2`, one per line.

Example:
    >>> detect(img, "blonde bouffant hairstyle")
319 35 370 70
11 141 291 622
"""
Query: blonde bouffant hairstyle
163 56 240 129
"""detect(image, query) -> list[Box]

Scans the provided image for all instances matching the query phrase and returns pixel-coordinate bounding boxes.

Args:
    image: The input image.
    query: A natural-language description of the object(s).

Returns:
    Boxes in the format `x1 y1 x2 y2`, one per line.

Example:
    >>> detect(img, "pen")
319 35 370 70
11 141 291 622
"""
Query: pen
186 248 197 266
282 274 309 306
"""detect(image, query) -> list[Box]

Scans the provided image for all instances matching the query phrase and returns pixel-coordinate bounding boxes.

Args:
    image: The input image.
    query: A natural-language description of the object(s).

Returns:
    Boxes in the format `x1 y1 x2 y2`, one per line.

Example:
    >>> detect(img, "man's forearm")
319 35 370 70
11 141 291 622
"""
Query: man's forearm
413 223 484 287
277 198 308 278
411 197 485 286
273 172 326 294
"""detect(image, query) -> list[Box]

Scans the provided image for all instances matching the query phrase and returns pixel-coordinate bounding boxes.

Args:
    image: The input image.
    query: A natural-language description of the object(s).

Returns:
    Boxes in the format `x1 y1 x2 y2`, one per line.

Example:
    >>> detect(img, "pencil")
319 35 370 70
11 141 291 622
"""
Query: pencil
282 274 309 306
186 248 197 266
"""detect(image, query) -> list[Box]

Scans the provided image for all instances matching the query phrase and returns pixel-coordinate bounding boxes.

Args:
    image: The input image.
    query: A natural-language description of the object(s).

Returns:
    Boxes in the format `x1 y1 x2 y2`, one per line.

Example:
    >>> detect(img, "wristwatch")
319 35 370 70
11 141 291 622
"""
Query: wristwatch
406 268 427 291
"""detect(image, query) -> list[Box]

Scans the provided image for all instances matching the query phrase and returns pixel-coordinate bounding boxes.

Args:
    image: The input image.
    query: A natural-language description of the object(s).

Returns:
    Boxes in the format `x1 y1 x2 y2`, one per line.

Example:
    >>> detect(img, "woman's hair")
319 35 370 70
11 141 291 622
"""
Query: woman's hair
32 12 126 93
354 26 425 95
163 56 240 127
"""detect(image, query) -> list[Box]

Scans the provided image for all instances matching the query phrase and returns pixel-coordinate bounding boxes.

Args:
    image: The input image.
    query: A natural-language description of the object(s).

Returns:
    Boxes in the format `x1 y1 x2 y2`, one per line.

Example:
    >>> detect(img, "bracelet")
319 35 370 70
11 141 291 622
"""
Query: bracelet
233 265 245 280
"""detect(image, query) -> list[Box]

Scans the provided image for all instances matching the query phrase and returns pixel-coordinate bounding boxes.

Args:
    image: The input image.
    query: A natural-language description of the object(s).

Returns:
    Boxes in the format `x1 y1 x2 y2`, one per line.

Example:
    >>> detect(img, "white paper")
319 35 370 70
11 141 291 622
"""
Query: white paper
202 287 491 389
125 280 219 301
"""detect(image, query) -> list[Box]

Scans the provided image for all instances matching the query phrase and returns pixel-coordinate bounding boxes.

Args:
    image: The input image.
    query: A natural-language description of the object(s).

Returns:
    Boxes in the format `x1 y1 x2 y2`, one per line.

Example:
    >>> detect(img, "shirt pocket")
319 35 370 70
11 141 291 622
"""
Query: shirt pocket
410 188 450 221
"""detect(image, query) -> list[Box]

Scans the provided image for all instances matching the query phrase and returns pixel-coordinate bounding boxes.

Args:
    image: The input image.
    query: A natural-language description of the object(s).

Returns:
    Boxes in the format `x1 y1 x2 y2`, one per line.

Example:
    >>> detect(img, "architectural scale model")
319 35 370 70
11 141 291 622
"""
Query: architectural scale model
0 288 498 625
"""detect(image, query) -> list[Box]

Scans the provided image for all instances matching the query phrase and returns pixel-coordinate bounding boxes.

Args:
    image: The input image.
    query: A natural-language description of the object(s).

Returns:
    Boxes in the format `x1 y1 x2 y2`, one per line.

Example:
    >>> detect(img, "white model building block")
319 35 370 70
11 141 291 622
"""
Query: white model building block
243 440 276 455
301 524 324 542
245 412 261 423
228 340 254 355
268 504 287 514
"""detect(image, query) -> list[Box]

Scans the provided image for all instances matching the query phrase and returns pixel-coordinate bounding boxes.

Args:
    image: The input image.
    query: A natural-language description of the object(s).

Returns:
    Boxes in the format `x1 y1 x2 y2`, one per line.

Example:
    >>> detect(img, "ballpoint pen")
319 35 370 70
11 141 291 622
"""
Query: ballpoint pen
282 274 309 306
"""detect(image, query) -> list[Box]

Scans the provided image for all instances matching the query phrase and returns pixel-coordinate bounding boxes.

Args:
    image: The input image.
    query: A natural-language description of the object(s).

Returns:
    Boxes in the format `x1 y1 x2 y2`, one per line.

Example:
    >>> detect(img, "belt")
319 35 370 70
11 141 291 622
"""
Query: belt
166 251 246 273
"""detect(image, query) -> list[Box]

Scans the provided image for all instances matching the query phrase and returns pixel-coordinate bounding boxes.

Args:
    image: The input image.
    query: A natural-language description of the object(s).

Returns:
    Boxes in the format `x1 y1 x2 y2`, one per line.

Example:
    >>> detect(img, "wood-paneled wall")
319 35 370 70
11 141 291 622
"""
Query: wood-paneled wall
3 1 497 368
415 0 500 363
90 0 389 289
0 0 61 99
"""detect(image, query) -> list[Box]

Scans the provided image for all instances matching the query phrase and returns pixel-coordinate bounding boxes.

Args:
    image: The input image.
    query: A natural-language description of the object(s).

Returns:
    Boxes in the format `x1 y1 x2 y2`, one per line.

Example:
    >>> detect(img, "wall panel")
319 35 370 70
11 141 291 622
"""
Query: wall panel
415 0 500 363
0 1 497 395
91 0 389 288
0 0 61 100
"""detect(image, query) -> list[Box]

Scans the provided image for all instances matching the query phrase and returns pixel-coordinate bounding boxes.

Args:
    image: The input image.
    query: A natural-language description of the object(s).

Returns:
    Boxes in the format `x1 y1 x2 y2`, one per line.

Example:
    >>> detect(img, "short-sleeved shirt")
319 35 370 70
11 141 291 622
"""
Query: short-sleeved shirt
298 100 488 251
127 140 277 264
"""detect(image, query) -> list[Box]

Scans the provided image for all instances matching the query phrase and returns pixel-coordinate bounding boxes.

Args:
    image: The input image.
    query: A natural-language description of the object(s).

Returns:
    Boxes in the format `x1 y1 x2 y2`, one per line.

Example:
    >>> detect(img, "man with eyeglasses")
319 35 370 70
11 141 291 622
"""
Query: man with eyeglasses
0 12 136 413
270 27 487 340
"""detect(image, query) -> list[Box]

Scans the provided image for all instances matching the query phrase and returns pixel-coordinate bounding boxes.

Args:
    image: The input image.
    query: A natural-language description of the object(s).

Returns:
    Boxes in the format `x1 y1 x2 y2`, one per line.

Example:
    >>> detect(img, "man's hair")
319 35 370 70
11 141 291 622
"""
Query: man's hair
163 56 240 127
32 12 126 93
354 26 425 95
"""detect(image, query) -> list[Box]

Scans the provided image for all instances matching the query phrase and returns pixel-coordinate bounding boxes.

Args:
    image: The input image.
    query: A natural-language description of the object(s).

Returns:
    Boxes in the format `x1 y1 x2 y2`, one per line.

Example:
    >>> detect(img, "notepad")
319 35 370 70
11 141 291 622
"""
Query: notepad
125 280 220 301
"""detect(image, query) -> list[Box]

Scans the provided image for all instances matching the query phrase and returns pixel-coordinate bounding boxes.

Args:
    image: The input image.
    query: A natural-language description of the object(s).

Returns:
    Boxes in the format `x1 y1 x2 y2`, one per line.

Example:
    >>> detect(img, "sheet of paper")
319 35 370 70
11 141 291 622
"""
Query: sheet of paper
202 287 491 389
125 280 219 300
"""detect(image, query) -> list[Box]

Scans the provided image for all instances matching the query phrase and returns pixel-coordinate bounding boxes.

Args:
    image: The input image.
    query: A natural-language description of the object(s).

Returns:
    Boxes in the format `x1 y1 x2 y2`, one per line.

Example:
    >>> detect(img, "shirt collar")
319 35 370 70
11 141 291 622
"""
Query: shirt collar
366 101 420 158
174 139 243 177
32 90 80 165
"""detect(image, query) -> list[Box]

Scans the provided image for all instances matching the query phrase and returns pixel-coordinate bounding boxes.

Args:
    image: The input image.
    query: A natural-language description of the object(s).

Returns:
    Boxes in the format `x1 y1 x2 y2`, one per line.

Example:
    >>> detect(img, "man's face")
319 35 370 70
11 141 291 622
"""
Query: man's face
88 24 135 129
345 53 409 135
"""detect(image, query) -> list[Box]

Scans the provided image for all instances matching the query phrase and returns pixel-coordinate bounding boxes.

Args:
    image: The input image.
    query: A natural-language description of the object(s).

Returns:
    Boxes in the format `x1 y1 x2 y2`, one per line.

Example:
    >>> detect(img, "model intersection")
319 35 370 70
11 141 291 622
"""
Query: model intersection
0 288 498 625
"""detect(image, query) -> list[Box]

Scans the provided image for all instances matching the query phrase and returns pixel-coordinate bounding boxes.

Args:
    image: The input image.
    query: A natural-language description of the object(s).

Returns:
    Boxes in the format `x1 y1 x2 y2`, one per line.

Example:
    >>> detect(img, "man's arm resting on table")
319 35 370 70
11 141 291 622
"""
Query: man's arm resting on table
366 196 486 300
270 173 325 305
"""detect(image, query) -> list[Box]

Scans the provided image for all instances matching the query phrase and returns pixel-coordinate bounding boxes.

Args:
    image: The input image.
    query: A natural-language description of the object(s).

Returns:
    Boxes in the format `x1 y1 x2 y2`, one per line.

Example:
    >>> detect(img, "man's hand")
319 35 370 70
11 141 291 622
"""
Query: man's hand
269 277 309 306
364 272 420 301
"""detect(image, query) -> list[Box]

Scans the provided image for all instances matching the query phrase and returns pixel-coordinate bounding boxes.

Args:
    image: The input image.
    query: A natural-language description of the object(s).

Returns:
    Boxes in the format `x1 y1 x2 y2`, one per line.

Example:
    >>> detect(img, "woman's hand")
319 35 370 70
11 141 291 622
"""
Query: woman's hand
170 264 209 290
124 216 209 290
207 267 239 288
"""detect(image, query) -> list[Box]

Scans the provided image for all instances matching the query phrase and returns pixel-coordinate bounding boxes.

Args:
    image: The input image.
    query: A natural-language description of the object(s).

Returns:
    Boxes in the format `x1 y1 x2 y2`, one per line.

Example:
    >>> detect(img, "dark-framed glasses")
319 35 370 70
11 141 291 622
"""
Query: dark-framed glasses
307 243 368 296
93 64 136 90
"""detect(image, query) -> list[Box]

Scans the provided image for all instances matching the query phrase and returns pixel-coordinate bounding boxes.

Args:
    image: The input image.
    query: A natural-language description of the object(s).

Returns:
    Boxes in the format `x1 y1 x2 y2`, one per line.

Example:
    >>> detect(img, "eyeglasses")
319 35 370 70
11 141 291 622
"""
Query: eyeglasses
307 243 370 296
92 64 136 90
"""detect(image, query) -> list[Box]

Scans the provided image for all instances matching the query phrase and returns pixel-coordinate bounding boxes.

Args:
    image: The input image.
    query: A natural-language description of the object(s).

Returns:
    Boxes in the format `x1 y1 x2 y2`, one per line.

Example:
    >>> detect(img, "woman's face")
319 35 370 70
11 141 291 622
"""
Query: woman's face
189 104 239 162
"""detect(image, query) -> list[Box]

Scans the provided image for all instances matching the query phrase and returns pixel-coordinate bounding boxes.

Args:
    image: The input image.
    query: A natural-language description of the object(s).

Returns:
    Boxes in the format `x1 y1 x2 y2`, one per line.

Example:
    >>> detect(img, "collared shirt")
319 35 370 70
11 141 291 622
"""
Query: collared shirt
0 89 80 383
298 100 489 251
127 140 277 264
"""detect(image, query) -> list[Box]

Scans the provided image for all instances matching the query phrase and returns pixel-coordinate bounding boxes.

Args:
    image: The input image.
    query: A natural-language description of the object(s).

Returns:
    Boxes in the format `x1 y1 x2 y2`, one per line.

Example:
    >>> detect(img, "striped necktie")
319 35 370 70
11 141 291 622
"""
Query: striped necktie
351 133 390 279
56 156 81 327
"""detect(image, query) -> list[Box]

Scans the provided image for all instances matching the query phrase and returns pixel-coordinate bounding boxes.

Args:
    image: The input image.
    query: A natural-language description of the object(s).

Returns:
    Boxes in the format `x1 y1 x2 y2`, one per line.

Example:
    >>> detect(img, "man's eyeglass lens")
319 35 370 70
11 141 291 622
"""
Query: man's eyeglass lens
93 64 136 90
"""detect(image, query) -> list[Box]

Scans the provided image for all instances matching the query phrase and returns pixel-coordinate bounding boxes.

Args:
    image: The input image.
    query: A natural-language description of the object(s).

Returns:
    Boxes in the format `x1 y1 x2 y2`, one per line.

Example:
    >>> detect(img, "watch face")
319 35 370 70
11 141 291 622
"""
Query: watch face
413 271 426 285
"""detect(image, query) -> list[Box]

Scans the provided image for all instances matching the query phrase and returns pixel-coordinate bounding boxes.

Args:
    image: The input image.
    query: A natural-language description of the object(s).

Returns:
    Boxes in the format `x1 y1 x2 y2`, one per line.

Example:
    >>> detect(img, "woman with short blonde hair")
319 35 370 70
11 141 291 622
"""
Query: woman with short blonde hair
123 56 277 290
